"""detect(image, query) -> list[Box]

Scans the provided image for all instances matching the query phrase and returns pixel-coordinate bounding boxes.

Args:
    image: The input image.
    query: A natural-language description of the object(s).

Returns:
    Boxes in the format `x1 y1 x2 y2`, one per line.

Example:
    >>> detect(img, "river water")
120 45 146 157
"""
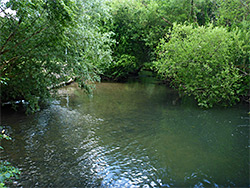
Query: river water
1 80 249 187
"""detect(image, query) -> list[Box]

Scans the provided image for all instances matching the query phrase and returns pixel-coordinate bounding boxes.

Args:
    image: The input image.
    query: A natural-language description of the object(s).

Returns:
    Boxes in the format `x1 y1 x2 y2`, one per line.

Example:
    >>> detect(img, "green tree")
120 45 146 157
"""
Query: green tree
0 0 112 112
215 0 250 29
153 23 249 107
101 0 217 80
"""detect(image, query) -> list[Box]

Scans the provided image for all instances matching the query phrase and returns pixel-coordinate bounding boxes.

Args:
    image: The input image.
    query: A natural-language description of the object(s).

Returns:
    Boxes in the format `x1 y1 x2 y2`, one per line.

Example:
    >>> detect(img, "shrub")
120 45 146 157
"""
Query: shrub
0 128 20 187
153 23 248 107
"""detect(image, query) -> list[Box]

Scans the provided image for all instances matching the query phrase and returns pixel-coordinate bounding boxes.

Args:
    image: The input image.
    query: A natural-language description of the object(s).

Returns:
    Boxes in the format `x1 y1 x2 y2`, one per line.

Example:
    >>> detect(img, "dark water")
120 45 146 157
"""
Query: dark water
1 81 249 187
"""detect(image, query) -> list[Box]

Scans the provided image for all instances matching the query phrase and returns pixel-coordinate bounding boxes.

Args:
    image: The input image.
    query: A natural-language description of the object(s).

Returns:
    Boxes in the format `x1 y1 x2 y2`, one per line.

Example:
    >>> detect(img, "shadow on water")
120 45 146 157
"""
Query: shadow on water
1 77 249 187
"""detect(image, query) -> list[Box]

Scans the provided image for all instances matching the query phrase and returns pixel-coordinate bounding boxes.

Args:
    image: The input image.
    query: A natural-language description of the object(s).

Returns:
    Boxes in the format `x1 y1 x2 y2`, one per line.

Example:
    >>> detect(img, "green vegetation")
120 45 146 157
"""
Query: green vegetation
0 128 20 187
0 0 249 111
102 54 138 81
0 1 249 185
0 0 112 112
100 0 219 79
153 23 249 107
101 0 249 107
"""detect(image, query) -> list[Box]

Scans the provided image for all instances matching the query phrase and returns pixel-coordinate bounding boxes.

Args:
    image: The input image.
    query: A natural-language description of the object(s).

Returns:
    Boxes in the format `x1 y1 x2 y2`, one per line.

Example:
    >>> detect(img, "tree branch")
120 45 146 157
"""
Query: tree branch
141 1 172 25
0 3 46 55
0 18 22 54
0 26 48 55
19 9 46 35
162 17 172 25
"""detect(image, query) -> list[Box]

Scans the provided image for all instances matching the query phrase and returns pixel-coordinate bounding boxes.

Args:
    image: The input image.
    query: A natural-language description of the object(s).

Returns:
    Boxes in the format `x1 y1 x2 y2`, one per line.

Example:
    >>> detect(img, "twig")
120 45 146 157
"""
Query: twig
162 17 172 25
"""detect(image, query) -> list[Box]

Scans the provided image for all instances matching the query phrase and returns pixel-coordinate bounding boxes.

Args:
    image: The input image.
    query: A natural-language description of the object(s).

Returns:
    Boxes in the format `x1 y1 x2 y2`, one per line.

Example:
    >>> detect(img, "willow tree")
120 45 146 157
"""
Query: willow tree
0 0 112 112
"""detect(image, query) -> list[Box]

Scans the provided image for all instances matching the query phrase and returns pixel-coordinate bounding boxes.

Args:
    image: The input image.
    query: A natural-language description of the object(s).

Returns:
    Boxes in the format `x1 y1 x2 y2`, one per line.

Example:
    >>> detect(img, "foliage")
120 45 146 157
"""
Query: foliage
0 0 112 112
214 0 250 100
103 0 151 62
0 77 9 85
102 54 138 81
1 0 249 109
155 0 216 25
215 0 250 29
101 0 218 80
153 23 248 107
100 0 170 79
0 128 20 187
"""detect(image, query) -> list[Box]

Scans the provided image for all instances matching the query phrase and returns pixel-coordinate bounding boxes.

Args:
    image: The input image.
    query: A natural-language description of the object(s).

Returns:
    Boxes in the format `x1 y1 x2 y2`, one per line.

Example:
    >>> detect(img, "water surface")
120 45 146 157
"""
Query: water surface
1 81 249 187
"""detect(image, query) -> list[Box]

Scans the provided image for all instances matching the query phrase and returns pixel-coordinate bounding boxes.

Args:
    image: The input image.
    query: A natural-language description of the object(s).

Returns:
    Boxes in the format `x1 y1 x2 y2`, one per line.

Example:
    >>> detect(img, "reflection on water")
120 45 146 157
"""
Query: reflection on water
1 81 249 187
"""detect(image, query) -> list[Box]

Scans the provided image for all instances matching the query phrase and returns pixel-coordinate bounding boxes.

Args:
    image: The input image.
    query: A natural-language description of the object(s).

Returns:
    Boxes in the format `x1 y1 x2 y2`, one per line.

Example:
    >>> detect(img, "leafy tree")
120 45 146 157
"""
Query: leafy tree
0 0 112 112
207 0 250 102
153 23 248 107
101 0 218 80
215 0 250 29
100 0 171 80
106 0 151 61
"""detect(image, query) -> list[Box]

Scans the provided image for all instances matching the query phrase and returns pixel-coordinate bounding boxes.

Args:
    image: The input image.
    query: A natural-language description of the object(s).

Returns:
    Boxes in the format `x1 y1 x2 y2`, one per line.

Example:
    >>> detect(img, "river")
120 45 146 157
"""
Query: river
1 80 249 187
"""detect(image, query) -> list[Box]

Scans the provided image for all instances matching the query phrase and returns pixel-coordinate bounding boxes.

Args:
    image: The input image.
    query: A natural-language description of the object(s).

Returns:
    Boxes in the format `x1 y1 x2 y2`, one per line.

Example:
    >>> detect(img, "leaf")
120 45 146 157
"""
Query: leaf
5 173 11 179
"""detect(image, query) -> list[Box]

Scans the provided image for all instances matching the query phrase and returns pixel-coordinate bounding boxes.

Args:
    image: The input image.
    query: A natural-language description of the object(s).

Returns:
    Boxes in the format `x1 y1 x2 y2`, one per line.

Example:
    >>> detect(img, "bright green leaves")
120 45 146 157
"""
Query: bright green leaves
45 0 77 27
0 128 20 187
154 23 247 107
0 160 21 188
0 130 11 141
107 0 151 61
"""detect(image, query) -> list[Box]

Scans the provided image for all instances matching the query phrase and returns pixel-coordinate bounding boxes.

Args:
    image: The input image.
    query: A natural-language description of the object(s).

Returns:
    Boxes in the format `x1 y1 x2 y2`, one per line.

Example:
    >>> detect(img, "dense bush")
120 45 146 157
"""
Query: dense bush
153 23 249 107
